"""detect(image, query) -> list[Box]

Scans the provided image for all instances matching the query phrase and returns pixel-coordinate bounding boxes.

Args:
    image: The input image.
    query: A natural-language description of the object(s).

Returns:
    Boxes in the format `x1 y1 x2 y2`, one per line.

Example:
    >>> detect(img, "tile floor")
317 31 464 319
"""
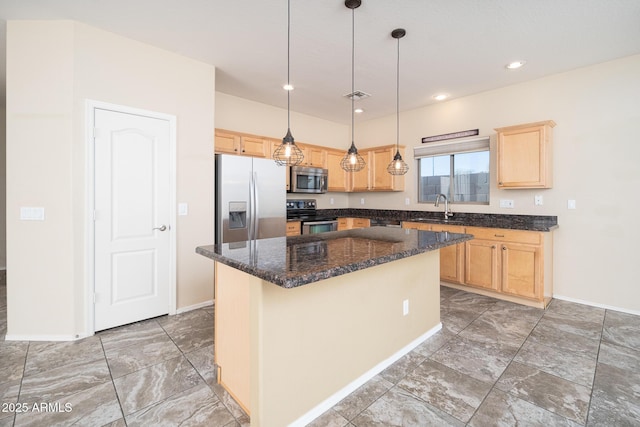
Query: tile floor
1 276 639 426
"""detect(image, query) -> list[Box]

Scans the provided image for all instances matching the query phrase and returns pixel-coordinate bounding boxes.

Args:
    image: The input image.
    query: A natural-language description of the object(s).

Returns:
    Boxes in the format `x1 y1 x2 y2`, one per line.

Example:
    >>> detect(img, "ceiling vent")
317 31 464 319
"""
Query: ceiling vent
344 90 371 101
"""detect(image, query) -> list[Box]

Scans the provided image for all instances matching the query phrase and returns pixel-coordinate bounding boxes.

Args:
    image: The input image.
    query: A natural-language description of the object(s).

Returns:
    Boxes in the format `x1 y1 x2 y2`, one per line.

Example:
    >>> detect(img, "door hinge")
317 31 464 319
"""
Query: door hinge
92 210 97 221
93 127 101 140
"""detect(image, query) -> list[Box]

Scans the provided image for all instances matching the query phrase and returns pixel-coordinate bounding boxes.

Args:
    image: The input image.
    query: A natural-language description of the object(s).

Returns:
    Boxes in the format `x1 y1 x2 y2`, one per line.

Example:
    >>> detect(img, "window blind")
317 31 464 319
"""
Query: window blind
413 136 490 158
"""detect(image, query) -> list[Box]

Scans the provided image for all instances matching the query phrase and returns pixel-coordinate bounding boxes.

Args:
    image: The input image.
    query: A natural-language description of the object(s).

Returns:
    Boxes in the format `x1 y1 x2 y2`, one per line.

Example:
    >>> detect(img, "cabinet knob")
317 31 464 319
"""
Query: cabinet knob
491 245 496 249
502 246 507 250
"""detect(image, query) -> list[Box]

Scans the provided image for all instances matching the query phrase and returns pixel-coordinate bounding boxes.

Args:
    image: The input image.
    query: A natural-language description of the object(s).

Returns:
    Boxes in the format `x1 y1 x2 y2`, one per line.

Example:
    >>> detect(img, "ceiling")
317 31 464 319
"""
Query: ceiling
1 0 640 124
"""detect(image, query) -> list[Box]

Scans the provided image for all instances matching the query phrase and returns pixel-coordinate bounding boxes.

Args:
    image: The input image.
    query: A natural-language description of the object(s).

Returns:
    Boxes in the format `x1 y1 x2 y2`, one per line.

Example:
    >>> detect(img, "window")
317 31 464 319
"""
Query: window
414 137 490 204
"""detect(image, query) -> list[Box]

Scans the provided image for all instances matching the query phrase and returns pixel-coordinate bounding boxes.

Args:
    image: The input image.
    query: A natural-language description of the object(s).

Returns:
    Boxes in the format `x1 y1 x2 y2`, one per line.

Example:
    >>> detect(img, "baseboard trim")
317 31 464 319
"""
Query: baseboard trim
553 294 640 316
4 333 92 342
176 299 214 314
288 322 443 427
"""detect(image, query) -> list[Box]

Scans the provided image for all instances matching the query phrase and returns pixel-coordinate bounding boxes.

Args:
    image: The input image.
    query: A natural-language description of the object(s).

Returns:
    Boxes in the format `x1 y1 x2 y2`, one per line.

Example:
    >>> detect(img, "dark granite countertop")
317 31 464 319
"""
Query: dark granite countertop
196 227 473 289
316 209 558 232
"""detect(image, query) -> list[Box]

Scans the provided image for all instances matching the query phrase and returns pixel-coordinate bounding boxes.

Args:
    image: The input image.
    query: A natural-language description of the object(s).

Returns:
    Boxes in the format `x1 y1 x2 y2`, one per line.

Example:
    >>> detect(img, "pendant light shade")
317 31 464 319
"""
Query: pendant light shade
387 28 409 175
341 0 366 173
274 0 304 166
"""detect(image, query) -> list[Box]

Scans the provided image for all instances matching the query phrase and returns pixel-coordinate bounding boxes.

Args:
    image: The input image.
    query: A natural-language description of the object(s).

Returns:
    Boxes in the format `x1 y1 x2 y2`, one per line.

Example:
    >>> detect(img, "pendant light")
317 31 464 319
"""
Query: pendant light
387 28 409 175
273 0 304 166
340 0 366 173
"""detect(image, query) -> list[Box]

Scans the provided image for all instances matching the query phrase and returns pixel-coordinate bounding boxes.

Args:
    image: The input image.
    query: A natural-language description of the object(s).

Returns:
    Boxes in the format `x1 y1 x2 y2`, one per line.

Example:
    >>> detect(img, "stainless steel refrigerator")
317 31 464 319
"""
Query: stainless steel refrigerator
215 154 286 244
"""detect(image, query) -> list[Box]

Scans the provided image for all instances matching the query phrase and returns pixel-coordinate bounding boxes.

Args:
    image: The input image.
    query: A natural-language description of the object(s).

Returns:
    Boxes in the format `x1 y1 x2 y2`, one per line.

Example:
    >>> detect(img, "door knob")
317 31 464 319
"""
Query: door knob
153 225 167 232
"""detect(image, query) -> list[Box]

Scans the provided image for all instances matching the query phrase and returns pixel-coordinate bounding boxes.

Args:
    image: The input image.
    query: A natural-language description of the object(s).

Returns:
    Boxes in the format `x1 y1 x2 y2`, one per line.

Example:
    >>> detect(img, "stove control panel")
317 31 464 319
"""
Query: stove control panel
286 199 316 210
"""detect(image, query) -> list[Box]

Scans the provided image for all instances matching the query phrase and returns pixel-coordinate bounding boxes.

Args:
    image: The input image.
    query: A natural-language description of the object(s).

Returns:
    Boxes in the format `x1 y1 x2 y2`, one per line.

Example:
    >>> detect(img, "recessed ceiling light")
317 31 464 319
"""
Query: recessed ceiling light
433 94 449 101
354 108 364 113
506 60 526 70
283 84 294 91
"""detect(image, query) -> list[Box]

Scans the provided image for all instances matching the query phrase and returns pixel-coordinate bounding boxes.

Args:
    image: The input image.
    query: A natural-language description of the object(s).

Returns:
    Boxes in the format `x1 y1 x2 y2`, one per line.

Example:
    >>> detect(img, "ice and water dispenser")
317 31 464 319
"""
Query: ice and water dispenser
228 202 247 230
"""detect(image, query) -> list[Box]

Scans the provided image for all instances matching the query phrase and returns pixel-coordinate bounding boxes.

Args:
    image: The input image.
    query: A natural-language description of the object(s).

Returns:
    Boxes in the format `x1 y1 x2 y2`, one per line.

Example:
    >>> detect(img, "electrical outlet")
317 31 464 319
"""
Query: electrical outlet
405 197 410 205
403 299 409 316
499 199 514 208
360 198 365 205
330 197 334 205
568 199 577 209
534 195 543 206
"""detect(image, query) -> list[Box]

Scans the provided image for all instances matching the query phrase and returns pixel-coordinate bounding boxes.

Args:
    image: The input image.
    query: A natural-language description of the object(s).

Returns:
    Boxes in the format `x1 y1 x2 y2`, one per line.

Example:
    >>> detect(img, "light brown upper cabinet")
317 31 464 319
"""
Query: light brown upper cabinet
495 120 555 189
297 143 327 168
369 146 405 191
215 129 270 158
348 146 405 192
326 148 350 192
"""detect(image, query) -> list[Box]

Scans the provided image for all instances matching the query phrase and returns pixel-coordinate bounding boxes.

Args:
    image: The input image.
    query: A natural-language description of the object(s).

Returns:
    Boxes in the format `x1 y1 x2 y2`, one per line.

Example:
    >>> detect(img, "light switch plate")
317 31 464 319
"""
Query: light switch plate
20 207 45 221
568 199 577 209
534 195 543 206
178 203 188 216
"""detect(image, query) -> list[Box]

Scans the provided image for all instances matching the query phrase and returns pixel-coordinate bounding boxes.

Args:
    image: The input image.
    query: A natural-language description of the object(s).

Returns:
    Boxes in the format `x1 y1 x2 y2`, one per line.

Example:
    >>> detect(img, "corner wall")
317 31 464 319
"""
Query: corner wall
353 54 640 313
0 103 6 270
6 21 216 338
215 92 351 208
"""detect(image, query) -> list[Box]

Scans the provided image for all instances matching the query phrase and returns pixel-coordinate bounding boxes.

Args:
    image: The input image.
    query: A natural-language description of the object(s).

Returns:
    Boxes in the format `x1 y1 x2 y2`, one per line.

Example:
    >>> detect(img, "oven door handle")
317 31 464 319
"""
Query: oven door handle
304 220 337 225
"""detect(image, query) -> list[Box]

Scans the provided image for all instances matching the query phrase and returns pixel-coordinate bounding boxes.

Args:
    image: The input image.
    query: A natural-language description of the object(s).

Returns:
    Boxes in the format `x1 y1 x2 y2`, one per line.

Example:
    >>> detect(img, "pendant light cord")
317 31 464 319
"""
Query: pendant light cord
351 5 355 145
396 35 400 151
287 0 291 130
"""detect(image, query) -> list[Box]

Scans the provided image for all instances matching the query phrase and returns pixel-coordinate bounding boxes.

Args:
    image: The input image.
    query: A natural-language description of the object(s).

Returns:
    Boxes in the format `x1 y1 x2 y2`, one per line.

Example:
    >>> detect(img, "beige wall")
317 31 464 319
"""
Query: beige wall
0 104 6 269
216 57 640 314
6 21 215 338
354 54 640 314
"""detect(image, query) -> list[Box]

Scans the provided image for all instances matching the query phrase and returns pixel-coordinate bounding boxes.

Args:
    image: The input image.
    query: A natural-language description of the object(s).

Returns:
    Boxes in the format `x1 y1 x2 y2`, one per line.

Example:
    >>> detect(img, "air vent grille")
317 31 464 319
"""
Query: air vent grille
343 90 371 100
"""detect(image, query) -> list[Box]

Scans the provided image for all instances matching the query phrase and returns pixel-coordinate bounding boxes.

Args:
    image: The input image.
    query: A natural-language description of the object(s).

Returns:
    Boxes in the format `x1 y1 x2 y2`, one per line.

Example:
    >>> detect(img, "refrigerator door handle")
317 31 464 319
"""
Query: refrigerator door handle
248 171 254 240
253 171 260 239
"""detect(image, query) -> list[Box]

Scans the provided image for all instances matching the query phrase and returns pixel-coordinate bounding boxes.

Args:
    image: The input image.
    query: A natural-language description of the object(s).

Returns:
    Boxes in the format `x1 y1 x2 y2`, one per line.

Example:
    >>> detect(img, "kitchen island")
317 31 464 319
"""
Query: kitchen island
196 227 472 427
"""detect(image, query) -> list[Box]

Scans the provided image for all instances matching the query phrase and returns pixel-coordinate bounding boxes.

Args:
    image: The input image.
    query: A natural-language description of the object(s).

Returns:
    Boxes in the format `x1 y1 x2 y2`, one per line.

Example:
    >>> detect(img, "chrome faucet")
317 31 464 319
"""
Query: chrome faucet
434 194 453 220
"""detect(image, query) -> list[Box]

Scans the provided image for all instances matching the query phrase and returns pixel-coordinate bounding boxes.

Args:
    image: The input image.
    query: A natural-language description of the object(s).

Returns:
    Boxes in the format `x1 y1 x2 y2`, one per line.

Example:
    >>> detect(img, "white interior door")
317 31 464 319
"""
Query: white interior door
93 107 172 331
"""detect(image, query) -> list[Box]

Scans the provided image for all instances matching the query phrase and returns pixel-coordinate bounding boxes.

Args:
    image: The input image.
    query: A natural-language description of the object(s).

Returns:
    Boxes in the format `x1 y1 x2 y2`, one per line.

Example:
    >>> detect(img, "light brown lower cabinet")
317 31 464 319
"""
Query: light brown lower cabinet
402 222 553 308
338 217 370 231
286 221 301 236
402 222 465 284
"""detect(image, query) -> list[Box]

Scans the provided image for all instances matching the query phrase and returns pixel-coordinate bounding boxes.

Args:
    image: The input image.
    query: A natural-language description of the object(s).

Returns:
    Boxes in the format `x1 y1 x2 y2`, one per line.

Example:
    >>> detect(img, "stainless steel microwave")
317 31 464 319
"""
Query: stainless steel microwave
290 166 328 194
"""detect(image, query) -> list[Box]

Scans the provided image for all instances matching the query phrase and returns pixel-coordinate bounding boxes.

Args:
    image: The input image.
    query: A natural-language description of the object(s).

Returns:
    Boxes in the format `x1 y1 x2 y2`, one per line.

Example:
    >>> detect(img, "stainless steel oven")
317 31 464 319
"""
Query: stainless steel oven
287 198 337 235
290 166 328 194
302 219 338 235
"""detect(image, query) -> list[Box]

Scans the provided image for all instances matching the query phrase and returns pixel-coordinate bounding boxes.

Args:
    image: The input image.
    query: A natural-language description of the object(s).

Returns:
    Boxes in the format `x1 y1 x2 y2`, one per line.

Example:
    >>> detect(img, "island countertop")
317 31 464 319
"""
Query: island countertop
196 227 472 288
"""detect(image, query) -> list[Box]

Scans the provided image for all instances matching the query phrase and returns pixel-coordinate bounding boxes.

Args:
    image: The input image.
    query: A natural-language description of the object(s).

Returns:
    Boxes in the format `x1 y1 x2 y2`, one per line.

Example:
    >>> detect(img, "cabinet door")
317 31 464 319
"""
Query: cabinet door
352 218 370 229
326 149 350 192
370 146 404 191
300 145 327 169
465 239 499 291
240 136 269 158
500 242 541 299
370 147 393 190
286 221 301 236
402 222 431 231
432 224 465 284
215 130 240 154
350 150 370 192
496 121 555 188
440 245 464 284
